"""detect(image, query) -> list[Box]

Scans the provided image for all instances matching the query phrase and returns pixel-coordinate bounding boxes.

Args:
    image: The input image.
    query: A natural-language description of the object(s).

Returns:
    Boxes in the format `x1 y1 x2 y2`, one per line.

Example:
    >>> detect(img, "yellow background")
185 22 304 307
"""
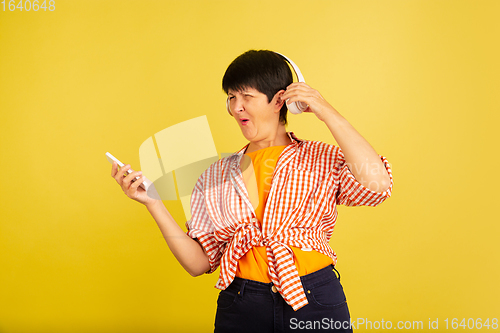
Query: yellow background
1 0 499 332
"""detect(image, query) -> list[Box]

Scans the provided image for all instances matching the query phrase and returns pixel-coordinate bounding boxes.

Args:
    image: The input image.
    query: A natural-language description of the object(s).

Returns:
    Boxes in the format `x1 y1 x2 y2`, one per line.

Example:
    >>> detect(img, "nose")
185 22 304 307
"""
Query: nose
230 97 244 114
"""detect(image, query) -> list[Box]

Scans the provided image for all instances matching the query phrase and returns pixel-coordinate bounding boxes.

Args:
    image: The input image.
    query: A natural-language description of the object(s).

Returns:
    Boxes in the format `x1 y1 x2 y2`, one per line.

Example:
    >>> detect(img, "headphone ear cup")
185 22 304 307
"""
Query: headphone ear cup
226 98 232 116
287 100 308 114
287 101 301 114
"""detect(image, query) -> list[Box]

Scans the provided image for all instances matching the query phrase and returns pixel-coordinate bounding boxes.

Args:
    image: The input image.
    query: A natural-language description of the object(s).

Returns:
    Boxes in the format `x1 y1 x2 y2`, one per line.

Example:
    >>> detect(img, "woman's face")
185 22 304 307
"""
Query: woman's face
227 87 283 142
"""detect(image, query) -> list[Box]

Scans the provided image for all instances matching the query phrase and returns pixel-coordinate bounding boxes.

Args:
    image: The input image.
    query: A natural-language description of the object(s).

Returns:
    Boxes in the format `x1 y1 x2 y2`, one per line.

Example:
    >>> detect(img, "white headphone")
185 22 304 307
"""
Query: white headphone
226 52 308 116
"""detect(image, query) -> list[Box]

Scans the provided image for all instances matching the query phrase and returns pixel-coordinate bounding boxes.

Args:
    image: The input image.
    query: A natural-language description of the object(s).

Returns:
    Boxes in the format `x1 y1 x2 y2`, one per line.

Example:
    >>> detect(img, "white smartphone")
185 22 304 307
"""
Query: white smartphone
106 152 150 190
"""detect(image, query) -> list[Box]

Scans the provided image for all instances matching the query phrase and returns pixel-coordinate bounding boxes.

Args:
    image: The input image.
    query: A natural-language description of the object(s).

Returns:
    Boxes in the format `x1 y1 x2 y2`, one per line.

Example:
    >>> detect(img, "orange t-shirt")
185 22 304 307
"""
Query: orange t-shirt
235 144 333 283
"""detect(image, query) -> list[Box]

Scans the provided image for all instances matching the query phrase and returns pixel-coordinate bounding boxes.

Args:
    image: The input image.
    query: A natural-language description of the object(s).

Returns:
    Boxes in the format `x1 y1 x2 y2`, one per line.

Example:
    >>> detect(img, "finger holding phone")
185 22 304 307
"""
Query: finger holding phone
111 161 153 206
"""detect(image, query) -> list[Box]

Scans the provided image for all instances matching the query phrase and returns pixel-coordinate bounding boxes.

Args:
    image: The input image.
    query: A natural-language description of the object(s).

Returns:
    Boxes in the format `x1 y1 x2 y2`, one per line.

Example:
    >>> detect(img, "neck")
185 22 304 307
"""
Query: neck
245 125 291 154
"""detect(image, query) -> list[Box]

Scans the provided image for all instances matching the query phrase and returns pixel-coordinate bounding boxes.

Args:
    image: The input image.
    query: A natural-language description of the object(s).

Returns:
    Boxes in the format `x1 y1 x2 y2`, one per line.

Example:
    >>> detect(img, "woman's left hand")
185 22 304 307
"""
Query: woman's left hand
281 82 339 123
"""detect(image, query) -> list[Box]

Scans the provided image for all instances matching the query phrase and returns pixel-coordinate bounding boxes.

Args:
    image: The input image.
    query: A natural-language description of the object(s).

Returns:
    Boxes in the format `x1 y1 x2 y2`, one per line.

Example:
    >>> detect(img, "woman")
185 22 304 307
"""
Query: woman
111 50 393 332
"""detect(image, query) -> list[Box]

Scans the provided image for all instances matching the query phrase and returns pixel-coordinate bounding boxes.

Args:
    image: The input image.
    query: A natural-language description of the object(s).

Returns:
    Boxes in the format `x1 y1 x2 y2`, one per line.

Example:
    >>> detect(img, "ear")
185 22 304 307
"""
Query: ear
273 90 286 110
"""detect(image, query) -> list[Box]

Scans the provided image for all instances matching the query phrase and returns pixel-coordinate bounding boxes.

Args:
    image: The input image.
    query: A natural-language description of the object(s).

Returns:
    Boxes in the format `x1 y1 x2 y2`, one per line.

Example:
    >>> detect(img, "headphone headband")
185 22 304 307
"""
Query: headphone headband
274 52 305 83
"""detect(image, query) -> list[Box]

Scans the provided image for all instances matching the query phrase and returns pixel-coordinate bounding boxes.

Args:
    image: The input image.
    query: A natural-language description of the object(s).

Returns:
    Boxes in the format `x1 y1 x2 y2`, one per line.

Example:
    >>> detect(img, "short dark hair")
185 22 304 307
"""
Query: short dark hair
222 50 293 125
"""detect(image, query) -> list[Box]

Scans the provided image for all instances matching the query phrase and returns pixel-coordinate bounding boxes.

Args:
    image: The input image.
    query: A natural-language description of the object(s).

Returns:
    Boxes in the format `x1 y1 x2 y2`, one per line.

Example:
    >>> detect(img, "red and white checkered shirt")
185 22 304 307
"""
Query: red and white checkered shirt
186 131 393 311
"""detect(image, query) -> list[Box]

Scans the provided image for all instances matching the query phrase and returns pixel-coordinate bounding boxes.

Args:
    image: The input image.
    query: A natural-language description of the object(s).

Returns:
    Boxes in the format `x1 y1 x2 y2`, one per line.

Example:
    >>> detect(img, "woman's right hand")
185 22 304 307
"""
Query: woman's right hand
111 161 156 206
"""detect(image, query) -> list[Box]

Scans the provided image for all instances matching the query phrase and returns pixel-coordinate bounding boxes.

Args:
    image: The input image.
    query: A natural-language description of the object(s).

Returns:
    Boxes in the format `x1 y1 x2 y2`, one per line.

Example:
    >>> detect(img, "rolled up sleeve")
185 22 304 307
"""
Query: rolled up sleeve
336 153 394 207
185 177 225 274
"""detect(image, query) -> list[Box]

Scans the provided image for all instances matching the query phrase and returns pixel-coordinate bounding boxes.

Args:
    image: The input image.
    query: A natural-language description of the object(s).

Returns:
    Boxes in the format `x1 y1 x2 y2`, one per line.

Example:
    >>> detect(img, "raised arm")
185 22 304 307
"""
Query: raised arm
111 162 210 277
281 82 391 193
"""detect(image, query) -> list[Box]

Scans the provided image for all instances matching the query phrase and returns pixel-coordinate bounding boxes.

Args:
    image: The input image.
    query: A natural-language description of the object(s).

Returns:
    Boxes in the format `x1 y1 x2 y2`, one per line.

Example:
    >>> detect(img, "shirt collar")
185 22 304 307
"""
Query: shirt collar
230 131 302 168
235 131 302 154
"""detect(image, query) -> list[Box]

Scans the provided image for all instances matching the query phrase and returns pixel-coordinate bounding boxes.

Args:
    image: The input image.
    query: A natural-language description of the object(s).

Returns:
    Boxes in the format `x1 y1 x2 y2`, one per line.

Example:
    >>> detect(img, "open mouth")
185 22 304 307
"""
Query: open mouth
241 119 249 125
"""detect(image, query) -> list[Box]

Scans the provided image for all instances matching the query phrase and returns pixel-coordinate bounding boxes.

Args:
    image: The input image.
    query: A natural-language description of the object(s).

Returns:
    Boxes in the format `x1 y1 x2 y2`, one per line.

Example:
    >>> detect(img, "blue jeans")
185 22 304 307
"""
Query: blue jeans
214 265 353 332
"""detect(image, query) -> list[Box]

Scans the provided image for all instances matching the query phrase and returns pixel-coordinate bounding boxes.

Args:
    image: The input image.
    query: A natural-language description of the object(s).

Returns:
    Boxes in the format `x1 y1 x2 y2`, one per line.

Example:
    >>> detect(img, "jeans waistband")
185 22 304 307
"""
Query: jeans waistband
227 264 340 295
